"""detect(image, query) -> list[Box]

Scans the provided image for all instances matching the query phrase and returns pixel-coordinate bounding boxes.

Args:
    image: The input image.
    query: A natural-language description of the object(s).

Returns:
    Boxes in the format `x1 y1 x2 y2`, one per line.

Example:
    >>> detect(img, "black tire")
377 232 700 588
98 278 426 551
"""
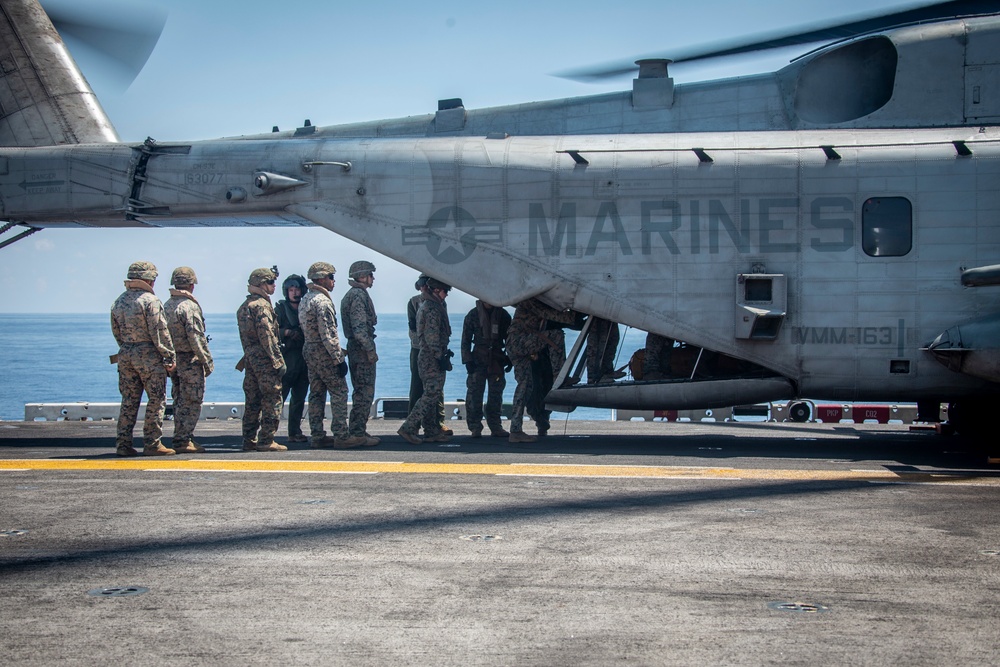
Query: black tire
788 402 811 423
948 398 992 453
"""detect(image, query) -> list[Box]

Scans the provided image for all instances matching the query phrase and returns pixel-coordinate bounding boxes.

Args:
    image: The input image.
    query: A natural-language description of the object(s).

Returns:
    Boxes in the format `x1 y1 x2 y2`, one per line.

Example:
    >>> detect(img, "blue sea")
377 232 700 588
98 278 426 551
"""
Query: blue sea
0 313 648 422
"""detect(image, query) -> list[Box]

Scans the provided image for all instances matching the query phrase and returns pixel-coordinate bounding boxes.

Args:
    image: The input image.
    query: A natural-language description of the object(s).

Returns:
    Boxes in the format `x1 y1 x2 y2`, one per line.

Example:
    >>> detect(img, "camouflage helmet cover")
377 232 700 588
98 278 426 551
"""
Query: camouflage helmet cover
170 266 197 286
248 267 277 286
349 260 376 279
307 261 337 280
426 277 451 292
126 261 158 281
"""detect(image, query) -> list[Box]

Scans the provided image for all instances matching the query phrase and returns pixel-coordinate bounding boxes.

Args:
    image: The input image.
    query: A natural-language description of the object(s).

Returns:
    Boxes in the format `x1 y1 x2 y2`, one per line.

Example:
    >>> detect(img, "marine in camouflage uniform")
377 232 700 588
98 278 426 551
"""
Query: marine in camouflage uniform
407 275 446 431
585 317 624 384
398 278 452 445
341 260 379 442
300 262 369 449
276 274 308 442
461 300 511 437
642 333 673 380
506 298 579 442
164 267 213 453
237 267 287 452
110 261 176 457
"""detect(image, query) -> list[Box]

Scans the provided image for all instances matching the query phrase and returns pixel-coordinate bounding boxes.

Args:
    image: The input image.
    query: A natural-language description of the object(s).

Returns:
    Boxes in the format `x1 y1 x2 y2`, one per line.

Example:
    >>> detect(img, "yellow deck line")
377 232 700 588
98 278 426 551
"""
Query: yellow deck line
0 459 997 484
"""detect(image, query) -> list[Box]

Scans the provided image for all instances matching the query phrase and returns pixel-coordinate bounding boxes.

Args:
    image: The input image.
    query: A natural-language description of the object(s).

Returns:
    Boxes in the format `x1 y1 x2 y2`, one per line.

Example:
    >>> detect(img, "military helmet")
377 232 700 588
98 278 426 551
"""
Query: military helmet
307 261 336 280
349 260 376 279
248 267 277 286
426 278 451 292
126 261 158 281
282 274 306 300
170 266 197 287
414 274 429 290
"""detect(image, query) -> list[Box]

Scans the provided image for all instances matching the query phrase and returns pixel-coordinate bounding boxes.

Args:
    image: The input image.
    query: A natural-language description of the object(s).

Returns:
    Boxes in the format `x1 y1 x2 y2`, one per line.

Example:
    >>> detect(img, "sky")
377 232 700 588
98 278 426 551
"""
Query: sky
0 0 932 314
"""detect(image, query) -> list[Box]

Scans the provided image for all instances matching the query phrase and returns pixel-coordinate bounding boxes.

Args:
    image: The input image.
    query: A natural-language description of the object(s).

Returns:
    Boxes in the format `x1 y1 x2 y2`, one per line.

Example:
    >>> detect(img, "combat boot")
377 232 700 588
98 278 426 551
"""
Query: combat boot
490 428 510 438
173 440 205 454
424 431 452 443
397 427 423 445
143 442 176 456
242 439 258 452
333 435 366 449
362 434 380 446
311 435 337 449
508 431 537 444
440 425 454 436
256 442 288 452
468 426 483 439
288 434 309 443
116 445 139 457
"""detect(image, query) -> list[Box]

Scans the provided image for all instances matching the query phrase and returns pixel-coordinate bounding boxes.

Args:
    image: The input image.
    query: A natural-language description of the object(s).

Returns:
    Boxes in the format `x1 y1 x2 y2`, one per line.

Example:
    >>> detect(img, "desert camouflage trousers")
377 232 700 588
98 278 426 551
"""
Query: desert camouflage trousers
465 367 505 432
401 350 446 436
304 343 349 439
242 362 283 445
170 352 206 443
507 331 564 434
347 344 376 437
116 343 168 448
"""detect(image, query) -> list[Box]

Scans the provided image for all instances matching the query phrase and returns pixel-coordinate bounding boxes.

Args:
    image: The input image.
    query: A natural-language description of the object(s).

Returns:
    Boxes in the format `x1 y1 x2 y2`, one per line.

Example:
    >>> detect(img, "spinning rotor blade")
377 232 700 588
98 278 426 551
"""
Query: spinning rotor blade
557 0 1000 82
40 0 166 87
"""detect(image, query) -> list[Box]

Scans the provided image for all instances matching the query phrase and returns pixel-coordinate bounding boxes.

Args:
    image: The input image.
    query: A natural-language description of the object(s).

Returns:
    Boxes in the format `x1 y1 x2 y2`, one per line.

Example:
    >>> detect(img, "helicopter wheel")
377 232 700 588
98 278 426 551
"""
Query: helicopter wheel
948 398 993 455
788 401 811 423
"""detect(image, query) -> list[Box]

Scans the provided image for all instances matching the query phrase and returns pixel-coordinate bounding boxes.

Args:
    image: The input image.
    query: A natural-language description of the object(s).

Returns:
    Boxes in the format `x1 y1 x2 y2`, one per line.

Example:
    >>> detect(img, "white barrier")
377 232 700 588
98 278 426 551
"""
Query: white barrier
23 398 469 422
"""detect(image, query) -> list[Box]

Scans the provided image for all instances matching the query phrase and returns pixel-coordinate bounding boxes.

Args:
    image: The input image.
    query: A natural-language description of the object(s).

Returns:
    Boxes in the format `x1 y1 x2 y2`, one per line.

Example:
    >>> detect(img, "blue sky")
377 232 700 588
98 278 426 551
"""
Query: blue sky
0 0 931 313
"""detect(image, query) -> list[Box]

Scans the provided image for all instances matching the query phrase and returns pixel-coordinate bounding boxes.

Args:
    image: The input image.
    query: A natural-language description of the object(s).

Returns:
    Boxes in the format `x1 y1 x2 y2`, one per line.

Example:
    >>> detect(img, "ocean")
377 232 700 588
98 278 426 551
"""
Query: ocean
0 313 648 422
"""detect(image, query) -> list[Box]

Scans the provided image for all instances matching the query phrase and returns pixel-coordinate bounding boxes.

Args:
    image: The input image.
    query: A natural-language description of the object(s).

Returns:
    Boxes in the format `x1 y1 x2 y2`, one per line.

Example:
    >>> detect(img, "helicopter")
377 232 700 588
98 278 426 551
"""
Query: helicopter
1 0 999 436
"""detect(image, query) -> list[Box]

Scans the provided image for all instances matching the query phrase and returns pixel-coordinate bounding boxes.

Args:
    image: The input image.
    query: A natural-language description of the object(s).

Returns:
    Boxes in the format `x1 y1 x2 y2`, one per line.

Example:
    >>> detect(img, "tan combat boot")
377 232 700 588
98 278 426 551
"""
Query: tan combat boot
143 442 176 456
333 435 366 449
397 427 423 445
116 445 139 457
256 442 288 452
311 435 337 449
508 431 537 444
173 440 205 454
424 431 452 443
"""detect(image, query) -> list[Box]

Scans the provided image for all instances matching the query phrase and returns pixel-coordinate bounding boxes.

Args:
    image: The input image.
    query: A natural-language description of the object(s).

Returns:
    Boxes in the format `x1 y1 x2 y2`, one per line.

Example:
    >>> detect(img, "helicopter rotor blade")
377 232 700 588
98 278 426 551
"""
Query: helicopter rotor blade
556 0 1000 82
39 0 167 88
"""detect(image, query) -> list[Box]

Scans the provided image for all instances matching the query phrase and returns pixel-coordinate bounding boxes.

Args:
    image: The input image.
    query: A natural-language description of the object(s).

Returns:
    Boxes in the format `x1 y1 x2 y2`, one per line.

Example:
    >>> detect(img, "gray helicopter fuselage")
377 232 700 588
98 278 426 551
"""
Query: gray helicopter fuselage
2 123 997 405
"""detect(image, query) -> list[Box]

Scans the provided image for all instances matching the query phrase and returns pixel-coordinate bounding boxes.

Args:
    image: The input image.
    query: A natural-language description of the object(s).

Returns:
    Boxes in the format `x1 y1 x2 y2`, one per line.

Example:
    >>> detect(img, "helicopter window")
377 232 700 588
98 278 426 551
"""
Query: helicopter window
862 197 911 257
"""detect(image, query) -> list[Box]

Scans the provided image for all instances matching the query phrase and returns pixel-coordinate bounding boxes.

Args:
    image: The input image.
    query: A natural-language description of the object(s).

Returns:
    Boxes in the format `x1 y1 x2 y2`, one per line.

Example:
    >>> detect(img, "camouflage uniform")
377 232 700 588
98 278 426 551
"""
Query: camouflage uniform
341 266 378 438
301 282 350 441
110 262 176 453
400 290 451 438
643 333 673 380
407 281 446 429
461 301 511 435
506 298 577 437
237 271 285 449
165 285 213 446
585 317 622 383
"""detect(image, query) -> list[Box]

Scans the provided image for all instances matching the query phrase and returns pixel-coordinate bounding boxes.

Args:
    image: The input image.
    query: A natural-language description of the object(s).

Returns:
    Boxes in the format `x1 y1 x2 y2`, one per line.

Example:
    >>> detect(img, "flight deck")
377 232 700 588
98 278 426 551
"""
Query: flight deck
1 418 997 665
